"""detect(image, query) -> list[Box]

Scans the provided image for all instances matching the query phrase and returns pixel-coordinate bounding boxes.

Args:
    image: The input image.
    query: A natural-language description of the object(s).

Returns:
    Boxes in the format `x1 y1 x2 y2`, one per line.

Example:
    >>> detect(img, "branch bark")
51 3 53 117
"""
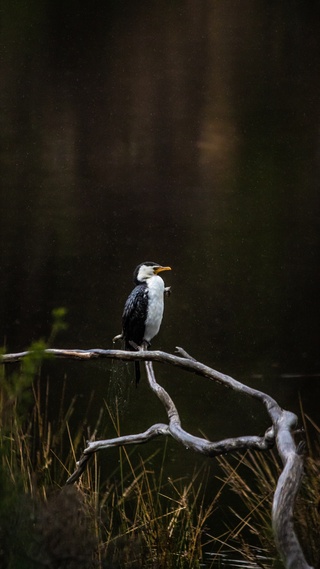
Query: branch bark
1 347 313 569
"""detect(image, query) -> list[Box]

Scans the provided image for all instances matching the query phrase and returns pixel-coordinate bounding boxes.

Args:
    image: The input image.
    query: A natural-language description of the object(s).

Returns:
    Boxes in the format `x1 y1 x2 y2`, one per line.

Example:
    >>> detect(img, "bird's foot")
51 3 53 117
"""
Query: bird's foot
128 340 150 351
128 340 140 351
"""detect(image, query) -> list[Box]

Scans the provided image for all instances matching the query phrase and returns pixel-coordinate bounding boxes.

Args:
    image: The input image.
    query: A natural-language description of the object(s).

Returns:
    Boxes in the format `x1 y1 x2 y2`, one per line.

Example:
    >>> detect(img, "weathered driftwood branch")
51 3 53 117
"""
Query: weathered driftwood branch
66 423 170 485
1 347 313 569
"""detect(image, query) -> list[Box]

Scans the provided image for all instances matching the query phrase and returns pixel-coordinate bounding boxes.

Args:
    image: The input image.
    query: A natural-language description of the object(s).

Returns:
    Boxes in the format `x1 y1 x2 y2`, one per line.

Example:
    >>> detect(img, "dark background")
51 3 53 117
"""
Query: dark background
1 1 320 479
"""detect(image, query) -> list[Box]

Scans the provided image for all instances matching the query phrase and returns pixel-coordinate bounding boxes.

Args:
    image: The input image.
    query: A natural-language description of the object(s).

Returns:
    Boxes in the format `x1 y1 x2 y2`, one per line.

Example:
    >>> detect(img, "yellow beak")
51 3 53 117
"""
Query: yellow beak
154 266 172 274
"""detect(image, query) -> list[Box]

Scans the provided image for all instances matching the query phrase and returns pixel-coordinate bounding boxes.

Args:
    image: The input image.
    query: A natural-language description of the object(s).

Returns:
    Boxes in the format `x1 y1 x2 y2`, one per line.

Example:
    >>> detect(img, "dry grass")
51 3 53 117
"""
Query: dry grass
1 334 319 568
213 415 320 569
0 345 221 568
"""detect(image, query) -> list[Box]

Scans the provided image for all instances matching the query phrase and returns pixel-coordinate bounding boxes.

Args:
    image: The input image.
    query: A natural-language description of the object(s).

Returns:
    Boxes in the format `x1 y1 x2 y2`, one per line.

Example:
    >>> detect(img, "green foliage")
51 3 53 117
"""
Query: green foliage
0 310 99 568
0 340 44 423
0 307 67 429
48 307 68 344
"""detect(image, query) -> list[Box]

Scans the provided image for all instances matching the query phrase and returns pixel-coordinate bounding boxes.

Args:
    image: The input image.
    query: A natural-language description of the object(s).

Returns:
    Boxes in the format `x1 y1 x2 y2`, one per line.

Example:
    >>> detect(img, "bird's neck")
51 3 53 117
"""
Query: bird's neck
146 275 164 291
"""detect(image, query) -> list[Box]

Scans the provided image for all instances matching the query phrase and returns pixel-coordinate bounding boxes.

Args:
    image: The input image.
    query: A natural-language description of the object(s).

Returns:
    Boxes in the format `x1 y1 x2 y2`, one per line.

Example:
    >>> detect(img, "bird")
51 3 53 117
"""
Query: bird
114 261 172 385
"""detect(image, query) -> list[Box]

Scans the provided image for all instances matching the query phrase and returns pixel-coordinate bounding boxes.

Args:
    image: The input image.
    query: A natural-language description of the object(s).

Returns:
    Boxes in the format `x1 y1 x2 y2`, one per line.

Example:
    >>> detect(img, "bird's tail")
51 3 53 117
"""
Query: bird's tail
123 340 140 386
113 334 141 386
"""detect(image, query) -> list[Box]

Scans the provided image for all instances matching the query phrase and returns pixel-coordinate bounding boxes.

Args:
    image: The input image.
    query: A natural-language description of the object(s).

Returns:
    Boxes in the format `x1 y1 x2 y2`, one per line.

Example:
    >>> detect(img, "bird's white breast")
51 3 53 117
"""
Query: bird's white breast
144 275 165 342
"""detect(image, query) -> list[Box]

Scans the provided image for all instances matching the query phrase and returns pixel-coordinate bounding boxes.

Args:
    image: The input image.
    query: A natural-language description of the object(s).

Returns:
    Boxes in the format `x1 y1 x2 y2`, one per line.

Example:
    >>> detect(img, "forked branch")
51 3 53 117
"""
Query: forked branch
0 347 313 569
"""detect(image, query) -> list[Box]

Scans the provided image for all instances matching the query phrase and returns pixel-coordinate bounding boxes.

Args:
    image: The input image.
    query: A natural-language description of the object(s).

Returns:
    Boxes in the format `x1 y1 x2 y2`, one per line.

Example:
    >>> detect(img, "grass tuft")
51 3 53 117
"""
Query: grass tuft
0 345 220 568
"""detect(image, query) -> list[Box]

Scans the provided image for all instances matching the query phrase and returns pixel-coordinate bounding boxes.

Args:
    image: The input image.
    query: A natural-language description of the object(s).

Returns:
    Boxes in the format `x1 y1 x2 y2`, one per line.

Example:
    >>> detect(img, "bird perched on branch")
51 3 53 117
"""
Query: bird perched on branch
113 262 172 385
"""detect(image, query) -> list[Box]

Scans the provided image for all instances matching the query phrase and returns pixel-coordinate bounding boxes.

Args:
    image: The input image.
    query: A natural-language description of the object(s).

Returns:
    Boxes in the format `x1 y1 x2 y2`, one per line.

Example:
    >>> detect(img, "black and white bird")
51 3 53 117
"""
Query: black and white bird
114 261 172 385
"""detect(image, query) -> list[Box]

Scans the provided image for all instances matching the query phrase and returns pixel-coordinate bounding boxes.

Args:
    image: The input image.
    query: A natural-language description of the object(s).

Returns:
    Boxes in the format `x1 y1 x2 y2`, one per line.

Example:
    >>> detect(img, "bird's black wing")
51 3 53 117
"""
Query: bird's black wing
122 283 148 350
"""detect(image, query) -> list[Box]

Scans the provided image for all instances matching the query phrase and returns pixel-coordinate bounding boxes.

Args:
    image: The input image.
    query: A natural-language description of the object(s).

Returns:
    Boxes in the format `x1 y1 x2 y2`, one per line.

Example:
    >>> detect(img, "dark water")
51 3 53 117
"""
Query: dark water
1 0 320 558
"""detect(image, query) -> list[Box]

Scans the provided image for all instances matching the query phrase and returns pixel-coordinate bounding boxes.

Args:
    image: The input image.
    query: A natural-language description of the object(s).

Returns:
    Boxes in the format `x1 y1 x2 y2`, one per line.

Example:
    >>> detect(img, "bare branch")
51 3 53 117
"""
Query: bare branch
66 423 170 485
0 346 280 410
0 346 313 568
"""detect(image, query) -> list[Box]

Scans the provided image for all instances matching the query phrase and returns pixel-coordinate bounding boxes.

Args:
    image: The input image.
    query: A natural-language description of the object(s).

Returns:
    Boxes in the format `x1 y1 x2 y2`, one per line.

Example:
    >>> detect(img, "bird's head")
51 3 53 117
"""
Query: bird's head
134 262 172 284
